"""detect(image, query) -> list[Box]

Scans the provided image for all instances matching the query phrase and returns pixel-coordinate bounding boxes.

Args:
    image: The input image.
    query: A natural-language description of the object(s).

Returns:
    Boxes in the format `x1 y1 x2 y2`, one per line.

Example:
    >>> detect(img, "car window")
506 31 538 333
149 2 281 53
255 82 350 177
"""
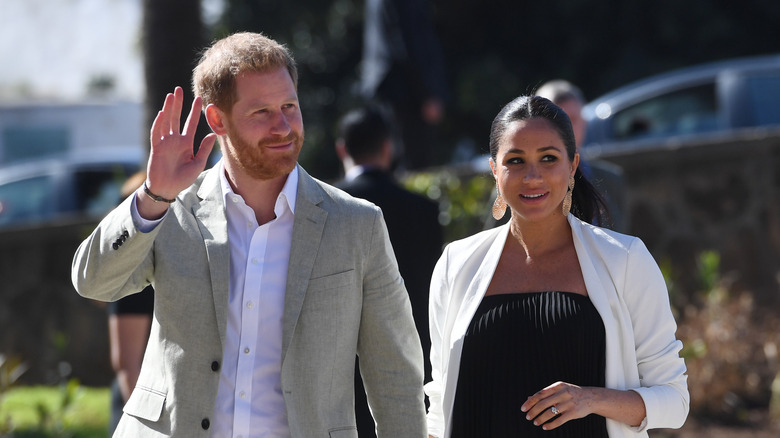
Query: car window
611 83 719 141
75 167 134 217
1 127 69 164
0 175 55 227
746 74 780 126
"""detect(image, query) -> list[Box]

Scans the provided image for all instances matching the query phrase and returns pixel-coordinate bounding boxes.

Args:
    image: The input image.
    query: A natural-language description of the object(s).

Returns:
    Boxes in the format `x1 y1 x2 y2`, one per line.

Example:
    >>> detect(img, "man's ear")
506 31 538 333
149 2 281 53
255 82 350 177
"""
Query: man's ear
205 104 228 136
335 139 349 162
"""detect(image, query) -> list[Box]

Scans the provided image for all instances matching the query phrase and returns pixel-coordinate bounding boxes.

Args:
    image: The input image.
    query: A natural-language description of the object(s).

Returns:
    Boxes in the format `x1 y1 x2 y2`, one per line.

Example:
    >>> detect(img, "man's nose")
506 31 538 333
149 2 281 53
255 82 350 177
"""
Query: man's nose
270 111 291 135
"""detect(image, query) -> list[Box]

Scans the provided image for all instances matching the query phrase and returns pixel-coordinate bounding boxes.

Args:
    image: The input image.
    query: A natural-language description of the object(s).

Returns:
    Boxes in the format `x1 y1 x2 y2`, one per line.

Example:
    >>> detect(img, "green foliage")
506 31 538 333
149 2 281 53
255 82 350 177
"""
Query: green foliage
696 250 723 299
1 354 29 435
0 385 109 438
0 355 28 394
403 168 494 244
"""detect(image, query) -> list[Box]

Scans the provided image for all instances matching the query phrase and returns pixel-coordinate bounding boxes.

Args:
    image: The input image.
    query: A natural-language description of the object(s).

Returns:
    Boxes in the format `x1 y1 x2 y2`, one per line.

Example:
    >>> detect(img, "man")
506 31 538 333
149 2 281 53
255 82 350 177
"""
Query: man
535 80 628 232
72 32 426 437
360 0 449 170
334 106 443 437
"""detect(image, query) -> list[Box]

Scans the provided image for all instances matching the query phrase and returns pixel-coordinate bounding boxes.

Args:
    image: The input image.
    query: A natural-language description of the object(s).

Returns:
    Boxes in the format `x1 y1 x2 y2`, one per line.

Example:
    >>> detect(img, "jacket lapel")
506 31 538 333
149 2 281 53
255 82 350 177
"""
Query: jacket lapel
282 166 328 359
451 224 508 349
568 216 623 388
192 168 231 349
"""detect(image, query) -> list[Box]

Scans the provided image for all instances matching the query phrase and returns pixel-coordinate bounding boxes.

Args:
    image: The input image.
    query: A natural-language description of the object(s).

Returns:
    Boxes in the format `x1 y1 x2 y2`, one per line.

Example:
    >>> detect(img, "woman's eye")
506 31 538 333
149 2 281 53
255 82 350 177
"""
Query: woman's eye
506 157 523 164
541 155 558 162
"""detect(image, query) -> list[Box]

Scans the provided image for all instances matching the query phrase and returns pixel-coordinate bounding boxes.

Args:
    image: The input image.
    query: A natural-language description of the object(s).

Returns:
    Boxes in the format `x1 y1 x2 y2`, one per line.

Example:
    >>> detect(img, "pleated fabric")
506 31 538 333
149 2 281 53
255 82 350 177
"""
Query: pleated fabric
451 291 609 437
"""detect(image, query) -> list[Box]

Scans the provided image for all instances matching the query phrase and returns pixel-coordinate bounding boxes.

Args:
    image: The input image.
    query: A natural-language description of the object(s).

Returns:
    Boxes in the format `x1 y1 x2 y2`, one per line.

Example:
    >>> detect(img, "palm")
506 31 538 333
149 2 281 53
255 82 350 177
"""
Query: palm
146 87 216 198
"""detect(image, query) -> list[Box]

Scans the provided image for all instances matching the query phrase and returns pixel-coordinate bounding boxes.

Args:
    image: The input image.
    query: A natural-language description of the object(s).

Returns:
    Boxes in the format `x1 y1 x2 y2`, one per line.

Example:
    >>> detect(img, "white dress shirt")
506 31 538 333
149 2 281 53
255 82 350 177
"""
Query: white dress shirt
132 163 298 438
212 165 297 438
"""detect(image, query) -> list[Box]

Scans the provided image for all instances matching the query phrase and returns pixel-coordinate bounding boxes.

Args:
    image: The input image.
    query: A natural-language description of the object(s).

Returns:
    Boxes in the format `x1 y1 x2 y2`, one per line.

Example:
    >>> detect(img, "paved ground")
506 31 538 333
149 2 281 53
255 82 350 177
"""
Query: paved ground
650 413 780 437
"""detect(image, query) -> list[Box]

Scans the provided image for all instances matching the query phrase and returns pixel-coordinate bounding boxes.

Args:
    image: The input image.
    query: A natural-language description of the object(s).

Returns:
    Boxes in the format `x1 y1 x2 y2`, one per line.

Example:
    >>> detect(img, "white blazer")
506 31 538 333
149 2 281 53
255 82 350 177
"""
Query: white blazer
425 215 689 438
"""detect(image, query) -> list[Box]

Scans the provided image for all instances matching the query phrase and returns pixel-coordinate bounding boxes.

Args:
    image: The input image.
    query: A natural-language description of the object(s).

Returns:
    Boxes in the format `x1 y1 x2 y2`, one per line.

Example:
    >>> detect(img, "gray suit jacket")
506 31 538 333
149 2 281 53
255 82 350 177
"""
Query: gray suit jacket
72 165 426 437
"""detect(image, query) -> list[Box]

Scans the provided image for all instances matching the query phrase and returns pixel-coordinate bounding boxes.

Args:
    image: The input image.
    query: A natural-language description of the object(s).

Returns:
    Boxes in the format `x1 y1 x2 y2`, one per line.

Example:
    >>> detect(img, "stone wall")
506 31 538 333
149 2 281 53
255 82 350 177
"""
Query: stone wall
590 127 780 302
0 220 113 386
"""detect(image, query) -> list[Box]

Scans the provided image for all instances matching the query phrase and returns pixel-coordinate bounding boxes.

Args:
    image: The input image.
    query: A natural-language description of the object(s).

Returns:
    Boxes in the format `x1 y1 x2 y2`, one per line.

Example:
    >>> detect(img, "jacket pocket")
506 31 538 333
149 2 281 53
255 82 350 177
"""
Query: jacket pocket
328 426 358 438
123 385 166 421
308 269 356 291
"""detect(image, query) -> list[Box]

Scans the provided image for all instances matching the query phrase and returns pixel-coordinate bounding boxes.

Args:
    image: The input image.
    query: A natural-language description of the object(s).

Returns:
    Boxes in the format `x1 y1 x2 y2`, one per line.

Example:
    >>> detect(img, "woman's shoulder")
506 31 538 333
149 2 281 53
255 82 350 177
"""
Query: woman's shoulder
570 216 649 258
445 225 505 253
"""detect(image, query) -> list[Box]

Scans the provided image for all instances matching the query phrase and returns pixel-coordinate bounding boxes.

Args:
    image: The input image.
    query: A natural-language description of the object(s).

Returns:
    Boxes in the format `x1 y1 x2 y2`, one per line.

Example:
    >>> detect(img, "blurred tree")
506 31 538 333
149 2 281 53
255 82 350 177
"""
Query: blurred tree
142 0 210 159
205 0 780 177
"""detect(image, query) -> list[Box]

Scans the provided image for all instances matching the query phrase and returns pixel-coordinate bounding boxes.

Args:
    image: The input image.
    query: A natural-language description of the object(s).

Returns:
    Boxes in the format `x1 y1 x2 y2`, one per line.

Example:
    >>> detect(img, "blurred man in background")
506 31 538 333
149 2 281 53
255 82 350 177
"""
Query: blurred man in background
335 105 443 437
360 0 449 170
535 80 628 231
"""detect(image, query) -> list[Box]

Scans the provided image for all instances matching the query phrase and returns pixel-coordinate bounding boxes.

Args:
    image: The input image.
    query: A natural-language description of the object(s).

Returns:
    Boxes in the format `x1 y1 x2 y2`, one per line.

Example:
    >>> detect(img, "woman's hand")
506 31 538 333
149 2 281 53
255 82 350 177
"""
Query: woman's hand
521 381 646 430
521 381 593 430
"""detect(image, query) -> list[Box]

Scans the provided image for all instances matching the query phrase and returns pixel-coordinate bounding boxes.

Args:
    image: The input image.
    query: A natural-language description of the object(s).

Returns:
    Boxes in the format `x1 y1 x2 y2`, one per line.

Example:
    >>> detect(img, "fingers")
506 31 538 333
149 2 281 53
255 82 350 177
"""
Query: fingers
529 402 572 430
171 87 184 135
194 133 217 167
182 95 204 139
151 87 198 147
150 92 175 145
521 382 586 431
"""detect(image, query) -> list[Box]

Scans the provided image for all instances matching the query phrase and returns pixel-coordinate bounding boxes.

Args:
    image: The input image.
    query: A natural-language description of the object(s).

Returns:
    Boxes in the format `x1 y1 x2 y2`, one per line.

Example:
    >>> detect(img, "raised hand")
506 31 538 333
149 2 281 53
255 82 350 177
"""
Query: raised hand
138 87 217 219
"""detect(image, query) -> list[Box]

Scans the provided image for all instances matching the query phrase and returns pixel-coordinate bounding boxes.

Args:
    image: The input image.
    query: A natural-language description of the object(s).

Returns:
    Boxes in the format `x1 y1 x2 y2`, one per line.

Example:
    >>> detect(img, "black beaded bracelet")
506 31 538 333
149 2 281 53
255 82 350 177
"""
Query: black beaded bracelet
142 181 176 203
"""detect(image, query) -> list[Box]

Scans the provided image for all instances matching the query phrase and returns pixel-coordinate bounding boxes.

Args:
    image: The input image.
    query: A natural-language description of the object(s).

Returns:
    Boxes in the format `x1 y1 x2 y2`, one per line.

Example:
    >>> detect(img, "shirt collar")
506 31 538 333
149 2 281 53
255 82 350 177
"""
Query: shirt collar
344 164 383 182
218 160 299 215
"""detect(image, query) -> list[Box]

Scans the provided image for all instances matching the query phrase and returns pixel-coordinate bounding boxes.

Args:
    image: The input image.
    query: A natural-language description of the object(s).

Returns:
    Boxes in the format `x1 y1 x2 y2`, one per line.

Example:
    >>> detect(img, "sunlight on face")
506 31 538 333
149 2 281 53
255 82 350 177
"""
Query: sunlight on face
491 118 578 223
222 68 304 181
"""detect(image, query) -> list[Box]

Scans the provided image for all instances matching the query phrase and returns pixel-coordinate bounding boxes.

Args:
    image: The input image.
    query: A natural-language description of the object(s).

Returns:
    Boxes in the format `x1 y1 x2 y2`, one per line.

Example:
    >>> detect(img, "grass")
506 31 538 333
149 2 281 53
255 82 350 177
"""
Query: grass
0 384 109 438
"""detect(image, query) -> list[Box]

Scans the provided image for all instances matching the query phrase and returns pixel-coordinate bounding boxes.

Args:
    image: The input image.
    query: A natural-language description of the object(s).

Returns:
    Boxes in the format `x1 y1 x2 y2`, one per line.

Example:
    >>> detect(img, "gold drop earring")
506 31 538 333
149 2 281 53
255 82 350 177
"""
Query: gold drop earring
492 187 507 220
561 175 575 216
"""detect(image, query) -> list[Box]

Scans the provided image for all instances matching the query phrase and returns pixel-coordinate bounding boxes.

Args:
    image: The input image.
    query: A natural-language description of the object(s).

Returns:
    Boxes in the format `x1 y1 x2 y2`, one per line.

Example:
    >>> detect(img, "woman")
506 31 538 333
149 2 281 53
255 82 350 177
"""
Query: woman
425 95 688 437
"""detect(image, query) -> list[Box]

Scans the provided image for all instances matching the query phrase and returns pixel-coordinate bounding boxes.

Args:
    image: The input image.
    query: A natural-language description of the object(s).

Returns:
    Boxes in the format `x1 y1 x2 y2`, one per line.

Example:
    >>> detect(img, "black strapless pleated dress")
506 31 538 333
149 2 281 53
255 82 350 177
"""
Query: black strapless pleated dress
451 291 609 437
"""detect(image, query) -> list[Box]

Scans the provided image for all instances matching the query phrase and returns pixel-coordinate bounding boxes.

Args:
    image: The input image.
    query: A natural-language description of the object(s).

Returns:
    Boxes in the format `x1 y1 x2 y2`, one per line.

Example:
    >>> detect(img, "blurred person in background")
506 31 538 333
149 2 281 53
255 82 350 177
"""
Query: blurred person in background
535 80 627 231
335 105 443 437
360 0 449 171
107 171 154 435
425 95 688 437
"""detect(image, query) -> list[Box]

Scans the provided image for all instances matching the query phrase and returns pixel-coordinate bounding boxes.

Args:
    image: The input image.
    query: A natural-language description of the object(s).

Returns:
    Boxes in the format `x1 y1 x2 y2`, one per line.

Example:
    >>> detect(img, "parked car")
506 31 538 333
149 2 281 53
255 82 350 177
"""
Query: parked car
0 148 144 230
581 54 780 159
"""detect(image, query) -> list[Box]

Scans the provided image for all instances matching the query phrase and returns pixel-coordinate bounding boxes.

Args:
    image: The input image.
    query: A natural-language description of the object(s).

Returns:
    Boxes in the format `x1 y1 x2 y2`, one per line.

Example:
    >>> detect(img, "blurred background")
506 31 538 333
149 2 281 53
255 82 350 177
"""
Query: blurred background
1 0 780 436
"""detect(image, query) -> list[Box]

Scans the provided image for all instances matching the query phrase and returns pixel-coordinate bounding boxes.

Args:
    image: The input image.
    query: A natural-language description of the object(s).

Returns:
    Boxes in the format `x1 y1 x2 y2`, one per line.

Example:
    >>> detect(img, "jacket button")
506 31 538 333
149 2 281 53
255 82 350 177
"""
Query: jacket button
112 242 119 250
211 361 220 371
123 230 129 238
201 418 210 430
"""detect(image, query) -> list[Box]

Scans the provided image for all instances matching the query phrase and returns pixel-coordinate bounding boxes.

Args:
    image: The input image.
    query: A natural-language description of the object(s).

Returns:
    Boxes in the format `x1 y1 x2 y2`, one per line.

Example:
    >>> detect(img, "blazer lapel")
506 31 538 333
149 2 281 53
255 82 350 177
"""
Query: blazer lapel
568 216 623 388
282 166 328 359
451 224 509 347
192 168 231 349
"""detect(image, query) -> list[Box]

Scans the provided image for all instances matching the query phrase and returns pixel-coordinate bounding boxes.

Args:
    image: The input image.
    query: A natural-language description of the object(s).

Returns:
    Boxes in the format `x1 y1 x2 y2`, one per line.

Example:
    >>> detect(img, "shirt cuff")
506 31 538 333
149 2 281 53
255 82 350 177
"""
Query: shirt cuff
131 192 166 233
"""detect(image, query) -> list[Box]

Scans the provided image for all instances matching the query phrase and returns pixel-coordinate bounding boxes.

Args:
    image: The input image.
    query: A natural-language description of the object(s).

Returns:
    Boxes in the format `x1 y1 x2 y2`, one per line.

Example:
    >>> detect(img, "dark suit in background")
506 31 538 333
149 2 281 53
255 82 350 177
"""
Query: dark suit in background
360 0 449 170
335 106 443 437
